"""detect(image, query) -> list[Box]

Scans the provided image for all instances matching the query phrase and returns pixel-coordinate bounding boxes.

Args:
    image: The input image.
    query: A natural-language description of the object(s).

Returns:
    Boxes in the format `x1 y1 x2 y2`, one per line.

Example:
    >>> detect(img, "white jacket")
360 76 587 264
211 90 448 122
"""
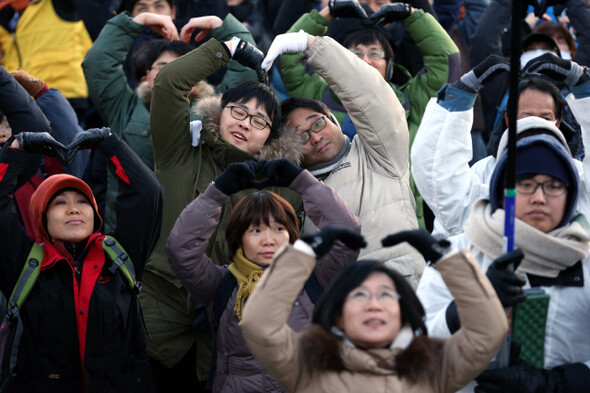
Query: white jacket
411 87 590 237
301 36 426 286
417 232 590 392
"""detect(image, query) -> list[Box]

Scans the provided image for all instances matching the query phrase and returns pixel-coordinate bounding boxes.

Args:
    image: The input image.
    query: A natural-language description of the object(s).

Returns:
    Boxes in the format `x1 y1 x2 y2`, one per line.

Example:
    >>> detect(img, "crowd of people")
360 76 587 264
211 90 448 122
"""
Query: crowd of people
0 0 589 392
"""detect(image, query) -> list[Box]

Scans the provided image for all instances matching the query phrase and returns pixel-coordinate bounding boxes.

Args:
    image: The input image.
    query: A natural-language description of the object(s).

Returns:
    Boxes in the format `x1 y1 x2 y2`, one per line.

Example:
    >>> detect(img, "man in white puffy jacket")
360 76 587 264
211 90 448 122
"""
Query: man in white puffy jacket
411 53 590 236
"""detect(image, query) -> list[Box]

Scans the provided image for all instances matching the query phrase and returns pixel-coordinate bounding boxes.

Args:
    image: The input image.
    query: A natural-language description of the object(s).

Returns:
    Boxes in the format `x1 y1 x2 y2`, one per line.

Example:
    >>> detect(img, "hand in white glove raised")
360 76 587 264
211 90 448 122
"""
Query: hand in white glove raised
261 30 310 71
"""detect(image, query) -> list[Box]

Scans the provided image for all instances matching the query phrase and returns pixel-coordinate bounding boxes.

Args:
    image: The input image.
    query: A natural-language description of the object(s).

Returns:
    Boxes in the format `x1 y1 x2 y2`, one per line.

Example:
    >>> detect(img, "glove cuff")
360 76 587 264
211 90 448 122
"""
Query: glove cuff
229 36 241 57
459 70 481 93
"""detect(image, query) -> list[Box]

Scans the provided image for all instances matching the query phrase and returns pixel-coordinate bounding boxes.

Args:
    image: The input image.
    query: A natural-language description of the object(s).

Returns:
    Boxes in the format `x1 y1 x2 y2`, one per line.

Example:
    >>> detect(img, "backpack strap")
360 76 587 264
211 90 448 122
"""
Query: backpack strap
101 236 141 293
6 243 43 319
303 271 323 305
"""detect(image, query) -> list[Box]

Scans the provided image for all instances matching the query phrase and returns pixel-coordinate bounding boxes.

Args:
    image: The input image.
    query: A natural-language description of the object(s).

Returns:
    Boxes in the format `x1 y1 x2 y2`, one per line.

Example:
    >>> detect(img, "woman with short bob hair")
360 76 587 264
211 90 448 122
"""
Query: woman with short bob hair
166 159 361 393
240 226 508 392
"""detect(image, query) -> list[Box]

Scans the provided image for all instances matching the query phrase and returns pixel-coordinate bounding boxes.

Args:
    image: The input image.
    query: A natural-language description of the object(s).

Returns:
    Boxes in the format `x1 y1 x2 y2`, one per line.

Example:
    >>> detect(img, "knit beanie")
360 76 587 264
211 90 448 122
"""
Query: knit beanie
30 174 102 240
490 134 579 228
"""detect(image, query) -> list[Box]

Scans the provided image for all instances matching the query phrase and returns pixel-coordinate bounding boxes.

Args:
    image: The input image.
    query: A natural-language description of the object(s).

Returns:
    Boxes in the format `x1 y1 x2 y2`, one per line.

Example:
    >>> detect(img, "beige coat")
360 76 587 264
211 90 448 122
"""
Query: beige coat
241 244 507 393
300 37 426 286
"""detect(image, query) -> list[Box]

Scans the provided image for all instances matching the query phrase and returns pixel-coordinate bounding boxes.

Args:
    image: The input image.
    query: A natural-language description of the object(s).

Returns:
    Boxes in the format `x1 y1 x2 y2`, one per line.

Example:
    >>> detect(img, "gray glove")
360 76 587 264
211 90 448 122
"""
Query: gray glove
522 53 588 87
455 55 510 93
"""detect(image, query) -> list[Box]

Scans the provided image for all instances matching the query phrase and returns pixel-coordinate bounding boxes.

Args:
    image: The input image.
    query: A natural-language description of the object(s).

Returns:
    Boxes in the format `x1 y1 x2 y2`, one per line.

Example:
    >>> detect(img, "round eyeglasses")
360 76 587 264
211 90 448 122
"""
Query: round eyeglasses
350 49 385 60
225 105 271 130
347 288 401 305
516 179 567 197
299 115 327 144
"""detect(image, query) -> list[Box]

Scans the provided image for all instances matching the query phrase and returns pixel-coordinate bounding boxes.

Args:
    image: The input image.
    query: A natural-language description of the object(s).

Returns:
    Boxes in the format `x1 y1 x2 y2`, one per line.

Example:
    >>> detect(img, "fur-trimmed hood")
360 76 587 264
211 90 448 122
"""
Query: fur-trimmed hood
300 325 444 384
136 80 216 106
194 95 304 165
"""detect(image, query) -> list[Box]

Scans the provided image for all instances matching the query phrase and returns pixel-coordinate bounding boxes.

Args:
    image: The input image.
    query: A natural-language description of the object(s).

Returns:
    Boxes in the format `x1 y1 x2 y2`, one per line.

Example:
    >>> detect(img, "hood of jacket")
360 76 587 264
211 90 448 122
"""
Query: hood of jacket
300 325 443 384
195 95 305 165
136 79 216 107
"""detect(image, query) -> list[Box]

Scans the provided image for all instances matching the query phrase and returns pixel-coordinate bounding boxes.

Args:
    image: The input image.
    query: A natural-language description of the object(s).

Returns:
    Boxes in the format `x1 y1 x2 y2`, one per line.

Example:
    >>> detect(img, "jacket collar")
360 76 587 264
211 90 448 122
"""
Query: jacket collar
40 232 103 270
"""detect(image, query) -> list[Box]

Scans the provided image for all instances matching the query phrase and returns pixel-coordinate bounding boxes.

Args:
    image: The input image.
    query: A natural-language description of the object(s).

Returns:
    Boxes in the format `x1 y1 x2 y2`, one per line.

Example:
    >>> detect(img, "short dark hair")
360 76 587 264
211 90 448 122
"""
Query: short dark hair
280 97 332 127
518 76 564 120
145 39 192 69
221 81 281 140
124 0 175 11
312 260 427 337
225 191 299 259
342 29 395 64
534 22 576 58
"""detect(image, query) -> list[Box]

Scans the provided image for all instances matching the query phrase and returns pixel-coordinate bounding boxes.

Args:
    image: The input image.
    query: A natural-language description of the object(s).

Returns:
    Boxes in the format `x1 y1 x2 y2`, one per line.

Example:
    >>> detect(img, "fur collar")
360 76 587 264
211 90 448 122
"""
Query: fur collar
195 95 304 165
136 80 215 106
300 325 444 383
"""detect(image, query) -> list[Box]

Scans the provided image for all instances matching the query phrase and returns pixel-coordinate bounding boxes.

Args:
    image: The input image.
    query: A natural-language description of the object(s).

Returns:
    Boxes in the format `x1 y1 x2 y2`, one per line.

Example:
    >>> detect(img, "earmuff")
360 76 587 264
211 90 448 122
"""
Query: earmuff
328 112 340 128
385 59 394 82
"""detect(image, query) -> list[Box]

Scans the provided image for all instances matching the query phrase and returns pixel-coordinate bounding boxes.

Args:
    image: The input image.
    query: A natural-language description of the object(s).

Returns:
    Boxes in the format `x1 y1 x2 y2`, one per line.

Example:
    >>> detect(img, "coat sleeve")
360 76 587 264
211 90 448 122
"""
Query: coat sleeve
567 85 590 214
36 88 89 177
82 12 144 133
211 13 259 94
241 242 316 393
98 134 163 278
279 10 331 101
150 38 230 171
566 0 590 67
306 36 410 177
400 10 460 144
430 249 507 392
289 170 361 287
0 66 50 134
411 89 490 236
0 146 35 295
165 184 229 306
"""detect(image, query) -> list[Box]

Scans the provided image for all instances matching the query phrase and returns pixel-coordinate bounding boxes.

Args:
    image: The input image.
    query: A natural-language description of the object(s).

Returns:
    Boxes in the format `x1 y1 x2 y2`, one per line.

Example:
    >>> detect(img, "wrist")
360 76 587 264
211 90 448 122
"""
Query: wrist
320 6 332 20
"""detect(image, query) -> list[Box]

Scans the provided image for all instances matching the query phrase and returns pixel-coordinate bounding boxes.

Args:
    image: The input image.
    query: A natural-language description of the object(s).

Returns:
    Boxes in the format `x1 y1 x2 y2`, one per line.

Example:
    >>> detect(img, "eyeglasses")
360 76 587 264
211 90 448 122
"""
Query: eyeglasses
299 116 327 144
225 105 271 130
350 49 385 60
347 288 401 305
516 179 567 197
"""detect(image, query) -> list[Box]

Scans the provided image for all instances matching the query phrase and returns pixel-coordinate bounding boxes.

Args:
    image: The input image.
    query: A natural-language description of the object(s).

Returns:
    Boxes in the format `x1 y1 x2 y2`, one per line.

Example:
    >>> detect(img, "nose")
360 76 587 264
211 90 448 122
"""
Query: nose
238 116 251 130
308 130 322 145
261 230 276 246
530 186 547 203
360 53 372 64
365 295 383 310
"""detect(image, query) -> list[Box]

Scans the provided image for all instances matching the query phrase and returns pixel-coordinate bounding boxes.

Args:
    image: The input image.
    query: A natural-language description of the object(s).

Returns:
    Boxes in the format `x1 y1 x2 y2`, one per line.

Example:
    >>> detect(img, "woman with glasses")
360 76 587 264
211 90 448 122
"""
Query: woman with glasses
417 133 590 392
165 159 361 393
145 17 306 391
240 222 508 392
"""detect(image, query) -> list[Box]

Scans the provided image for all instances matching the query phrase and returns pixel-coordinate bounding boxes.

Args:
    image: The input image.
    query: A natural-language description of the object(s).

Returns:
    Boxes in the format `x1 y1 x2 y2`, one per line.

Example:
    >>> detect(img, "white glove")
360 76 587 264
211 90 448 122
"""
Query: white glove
261 30 309 71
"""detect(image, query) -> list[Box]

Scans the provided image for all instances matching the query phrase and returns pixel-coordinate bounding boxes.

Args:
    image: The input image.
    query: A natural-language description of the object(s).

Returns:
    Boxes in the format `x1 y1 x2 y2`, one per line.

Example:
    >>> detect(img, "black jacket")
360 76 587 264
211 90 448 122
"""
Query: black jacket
0 134 163 393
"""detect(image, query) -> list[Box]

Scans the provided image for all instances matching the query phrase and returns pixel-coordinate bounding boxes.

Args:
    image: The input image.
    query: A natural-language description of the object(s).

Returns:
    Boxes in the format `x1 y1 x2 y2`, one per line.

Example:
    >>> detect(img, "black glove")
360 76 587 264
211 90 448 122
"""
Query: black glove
475 362 590 393
213 160 258 195
328 0 368 19
232 38 268 84
522 52 588 86
368 3 412 25
14 132 67 161
486 249 527 308
381 229 450 264
454 55 510 93
300 226 366 259
65 128 111 166
259 159 303 188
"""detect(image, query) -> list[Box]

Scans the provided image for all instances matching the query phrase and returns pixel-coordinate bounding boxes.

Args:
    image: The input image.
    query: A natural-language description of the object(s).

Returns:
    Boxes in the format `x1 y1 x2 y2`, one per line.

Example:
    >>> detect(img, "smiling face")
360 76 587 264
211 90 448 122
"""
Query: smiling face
46 190 95 243
514 174 567 233
338 272 402 349
241 216 290 265
287 107 346 168
219 98 272 154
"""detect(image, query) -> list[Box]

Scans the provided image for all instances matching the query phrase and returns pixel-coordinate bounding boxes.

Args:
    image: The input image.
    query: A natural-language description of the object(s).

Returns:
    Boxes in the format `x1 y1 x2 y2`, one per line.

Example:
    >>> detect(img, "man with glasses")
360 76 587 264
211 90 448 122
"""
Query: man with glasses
277 0 459 229
143 15 306 393
264 31 426 288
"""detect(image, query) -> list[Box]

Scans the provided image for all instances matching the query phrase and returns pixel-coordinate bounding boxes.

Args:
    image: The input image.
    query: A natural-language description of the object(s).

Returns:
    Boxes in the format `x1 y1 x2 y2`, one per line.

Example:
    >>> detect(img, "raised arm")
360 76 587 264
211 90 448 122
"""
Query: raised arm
306 35 409 176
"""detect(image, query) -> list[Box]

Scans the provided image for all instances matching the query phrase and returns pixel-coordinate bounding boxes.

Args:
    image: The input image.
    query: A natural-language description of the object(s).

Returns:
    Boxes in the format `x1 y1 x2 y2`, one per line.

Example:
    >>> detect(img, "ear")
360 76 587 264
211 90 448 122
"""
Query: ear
170 5 177 20
555 117 562 128
386 59 393 81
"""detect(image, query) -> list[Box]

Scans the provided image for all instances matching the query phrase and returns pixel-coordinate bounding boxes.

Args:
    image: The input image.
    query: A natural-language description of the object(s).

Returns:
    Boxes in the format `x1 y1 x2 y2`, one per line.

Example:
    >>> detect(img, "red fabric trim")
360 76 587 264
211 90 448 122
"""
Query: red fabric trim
74 234 105 374
34 84 49 100
110 156 130 184
43 156 63 177
0 163 7 182
14 174 44 243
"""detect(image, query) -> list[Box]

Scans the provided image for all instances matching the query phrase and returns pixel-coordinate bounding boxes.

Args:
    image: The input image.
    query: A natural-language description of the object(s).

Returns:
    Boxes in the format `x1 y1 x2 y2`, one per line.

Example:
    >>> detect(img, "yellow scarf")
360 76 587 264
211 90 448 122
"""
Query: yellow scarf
228 248 265 321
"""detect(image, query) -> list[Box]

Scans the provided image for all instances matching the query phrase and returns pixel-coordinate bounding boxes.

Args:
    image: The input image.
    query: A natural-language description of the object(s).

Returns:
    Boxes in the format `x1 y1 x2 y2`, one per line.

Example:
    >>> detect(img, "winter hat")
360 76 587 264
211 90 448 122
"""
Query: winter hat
496 117 570 160
30 174 102 240
490 134 578 228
